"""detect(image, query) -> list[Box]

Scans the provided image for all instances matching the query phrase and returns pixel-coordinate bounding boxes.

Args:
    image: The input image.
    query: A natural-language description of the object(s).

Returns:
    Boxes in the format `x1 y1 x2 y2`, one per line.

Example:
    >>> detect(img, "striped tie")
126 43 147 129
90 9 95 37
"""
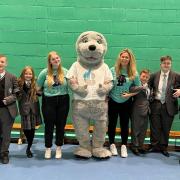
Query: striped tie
160 73 167 104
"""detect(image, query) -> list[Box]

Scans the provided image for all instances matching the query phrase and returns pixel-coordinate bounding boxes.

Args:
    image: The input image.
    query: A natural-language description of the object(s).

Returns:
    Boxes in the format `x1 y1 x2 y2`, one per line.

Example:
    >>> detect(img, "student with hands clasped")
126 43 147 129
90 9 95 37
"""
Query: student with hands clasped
37 51 69 160
108 48 141 158
18 66 42 158
0 54 19 164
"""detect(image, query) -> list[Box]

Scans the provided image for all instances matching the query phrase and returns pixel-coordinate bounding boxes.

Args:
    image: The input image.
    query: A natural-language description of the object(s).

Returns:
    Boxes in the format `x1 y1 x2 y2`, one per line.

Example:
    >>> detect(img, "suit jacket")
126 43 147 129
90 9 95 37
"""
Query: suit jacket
149 70 180 116
4 71 19 119
131 87 150 116
18 85 41 116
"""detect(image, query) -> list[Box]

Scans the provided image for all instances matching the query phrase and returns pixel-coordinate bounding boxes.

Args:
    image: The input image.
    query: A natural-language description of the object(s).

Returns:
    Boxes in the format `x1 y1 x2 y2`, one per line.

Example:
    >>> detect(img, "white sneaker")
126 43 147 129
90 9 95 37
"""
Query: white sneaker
55 146 62 159
45 148 51 159
121 145 128 158
110 144 118 156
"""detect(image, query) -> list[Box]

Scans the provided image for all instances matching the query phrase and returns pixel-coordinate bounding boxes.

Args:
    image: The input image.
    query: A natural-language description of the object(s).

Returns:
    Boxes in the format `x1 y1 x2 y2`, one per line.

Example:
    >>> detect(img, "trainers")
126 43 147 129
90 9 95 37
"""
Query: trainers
121 145 128 158
45 148 51 159
55 146 62 159
110 144 118 156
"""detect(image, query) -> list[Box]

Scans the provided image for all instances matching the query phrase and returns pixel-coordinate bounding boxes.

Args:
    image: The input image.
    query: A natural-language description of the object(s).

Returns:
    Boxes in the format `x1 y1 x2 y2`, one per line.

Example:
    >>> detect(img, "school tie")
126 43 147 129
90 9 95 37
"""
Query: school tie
160 73 167 104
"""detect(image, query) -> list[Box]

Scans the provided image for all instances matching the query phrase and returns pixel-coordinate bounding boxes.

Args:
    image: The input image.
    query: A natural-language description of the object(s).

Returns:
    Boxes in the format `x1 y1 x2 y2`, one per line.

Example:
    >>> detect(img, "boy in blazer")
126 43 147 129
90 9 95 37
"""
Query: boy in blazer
0 54 19 164
148 56 180 157
130 69 150 155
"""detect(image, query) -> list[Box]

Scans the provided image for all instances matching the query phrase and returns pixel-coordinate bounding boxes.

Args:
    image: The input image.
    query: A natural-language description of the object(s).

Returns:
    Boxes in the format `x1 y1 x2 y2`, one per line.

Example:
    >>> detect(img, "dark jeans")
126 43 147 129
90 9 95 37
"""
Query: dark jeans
42 94 69 148
108 98 132 145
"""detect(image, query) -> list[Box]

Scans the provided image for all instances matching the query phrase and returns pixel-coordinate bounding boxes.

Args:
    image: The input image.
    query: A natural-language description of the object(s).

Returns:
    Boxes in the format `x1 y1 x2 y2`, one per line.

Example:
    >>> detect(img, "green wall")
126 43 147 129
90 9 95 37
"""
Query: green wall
0 0 180 130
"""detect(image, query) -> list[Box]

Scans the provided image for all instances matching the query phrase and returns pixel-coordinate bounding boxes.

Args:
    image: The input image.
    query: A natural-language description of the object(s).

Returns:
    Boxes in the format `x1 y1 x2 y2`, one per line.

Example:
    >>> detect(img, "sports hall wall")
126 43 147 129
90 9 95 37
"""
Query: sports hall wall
0 0 180 131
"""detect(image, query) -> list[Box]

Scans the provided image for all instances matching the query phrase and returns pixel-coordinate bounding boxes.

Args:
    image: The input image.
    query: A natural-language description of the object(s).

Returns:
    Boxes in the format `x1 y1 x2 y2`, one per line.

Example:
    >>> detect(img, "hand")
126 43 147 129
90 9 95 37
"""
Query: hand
70 76 78 85
84 84 88 89
2 99 7 105
96 84 107 97
173 89 180 98
99 84 102 88
121 92 132 98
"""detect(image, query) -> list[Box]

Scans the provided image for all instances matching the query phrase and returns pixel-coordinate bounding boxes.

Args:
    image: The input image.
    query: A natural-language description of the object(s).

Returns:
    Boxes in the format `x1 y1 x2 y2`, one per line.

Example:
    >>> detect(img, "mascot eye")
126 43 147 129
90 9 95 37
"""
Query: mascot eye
97 39 102 44
82 38 88 43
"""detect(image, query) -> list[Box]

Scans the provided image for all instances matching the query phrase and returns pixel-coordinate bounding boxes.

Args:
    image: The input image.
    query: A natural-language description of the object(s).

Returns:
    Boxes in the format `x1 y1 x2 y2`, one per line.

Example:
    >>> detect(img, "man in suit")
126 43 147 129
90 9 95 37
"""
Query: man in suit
0 54 19 164
148 55 180 157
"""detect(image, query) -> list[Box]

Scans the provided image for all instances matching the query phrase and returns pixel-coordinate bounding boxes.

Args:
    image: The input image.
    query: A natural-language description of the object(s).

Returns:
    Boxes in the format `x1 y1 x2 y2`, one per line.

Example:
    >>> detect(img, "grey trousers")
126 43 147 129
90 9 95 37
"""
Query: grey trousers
0 107 14 155
131 114 148 148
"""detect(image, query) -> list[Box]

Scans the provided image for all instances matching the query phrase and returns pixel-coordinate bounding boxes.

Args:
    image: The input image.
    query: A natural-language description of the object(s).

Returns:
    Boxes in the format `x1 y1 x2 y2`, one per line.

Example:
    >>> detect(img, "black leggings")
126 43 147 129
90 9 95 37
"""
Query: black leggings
23 129 35 150
108 98 132 145
42 94 69 148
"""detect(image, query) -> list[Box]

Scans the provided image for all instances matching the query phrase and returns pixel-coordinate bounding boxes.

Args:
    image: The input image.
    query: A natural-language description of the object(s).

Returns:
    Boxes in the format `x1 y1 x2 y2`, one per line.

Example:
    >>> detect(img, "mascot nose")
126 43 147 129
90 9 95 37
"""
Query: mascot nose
89 45 96 51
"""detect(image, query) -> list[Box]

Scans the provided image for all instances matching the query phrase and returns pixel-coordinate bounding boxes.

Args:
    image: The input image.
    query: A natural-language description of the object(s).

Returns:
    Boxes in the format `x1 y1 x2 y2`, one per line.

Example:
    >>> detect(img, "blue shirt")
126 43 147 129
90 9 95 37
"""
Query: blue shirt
37 68 69 97
109 67 141 103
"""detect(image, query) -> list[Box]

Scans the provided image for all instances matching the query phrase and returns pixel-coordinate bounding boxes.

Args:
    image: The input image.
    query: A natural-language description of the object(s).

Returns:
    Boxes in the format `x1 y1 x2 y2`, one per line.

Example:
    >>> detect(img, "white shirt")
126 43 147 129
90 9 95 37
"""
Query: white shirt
0 71 5 80
155 70 170 100
66 61 113 100
142 83 150 99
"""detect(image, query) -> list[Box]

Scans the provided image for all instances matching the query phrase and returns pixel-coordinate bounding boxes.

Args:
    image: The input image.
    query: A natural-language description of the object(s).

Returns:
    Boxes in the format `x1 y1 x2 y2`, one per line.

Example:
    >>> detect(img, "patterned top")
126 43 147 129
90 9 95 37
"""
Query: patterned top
109 67 141 103
37 67 68 97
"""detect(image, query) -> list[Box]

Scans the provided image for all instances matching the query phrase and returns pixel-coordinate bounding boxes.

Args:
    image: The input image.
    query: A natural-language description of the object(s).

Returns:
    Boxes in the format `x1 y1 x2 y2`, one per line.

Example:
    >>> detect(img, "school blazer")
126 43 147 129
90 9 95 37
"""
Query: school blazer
132 89 150 116
149 71 180 116
18 87 41 116
4 72 19 119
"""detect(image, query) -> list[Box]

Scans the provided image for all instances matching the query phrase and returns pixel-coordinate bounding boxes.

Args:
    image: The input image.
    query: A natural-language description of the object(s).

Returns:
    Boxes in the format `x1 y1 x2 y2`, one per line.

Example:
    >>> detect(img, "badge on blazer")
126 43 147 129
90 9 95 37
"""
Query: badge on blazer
8 88 12 94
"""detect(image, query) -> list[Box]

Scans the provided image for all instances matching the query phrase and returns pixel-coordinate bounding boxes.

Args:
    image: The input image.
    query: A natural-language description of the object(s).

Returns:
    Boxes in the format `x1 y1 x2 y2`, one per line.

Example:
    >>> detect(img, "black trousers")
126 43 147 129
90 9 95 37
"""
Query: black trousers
42 94 69 148
150 100 174 150
0 107 14 155
108 98 132 145
23 129 35 150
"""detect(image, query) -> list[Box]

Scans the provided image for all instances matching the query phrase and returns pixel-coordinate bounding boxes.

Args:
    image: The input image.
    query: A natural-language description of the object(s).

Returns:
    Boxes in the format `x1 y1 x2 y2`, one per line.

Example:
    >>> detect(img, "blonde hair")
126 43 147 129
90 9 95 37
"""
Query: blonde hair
115 48 137 81
47 51 64 87
18 66 37 102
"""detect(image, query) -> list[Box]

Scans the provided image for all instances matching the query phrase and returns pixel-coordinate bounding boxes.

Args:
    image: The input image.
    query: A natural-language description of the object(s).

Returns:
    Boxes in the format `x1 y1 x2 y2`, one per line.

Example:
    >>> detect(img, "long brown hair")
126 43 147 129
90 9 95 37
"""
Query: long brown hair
47 51 64 87
115 48 137 81
18 66 37 102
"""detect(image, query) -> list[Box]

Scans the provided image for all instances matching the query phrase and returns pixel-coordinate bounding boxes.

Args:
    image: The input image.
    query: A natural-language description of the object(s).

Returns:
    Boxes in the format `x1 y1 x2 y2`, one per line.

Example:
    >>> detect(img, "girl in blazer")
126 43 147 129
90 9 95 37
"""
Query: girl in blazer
18 66 42 158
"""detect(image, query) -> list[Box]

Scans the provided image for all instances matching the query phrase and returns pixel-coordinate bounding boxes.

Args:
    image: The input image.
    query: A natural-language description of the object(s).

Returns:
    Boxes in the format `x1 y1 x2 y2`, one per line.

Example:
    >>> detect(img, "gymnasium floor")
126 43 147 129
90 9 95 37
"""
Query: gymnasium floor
0 139 180 180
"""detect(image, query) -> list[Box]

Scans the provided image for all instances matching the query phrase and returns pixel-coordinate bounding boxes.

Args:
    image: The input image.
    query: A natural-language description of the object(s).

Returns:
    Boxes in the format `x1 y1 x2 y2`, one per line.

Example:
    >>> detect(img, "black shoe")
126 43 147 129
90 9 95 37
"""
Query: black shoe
131 148 140 156
148 146 159 153
138 148 147 154
26 149 33 158
1 155 9 164
161 150 169 157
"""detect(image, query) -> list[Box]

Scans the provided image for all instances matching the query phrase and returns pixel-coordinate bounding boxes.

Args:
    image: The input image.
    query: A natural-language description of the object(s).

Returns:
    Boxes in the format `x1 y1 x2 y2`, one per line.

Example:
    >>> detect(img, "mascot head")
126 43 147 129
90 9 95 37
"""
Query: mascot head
76 31 107 67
